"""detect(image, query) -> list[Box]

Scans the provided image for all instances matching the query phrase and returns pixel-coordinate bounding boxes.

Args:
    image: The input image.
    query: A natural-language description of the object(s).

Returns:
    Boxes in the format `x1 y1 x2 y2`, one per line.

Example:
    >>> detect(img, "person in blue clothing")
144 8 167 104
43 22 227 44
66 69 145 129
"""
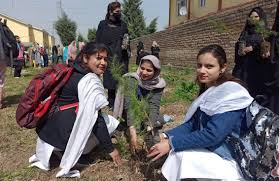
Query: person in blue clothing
147 44 253 181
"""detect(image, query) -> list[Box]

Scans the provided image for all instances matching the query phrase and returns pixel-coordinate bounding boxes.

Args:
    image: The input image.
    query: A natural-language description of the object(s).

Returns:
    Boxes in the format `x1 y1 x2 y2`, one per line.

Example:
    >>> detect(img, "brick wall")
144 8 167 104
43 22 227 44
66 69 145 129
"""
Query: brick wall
130 0 278 68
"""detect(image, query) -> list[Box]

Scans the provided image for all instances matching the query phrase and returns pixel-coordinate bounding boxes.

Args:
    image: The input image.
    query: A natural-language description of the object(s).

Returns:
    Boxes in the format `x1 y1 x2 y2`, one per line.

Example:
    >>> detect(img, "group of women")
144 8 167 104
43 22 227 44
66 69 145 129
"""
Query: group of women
28 1 279 181
233 6 279 115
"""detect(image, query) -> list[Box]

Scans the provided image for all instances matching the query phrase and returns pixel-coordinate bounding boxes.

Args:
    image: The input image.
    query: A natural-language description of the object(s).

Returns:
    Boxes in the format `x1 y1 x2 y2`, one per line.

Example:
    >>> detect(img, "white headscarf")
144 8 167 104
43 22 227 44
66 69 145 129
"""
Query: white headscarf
113 55 166 118
184 81 253 122
126 55 166 90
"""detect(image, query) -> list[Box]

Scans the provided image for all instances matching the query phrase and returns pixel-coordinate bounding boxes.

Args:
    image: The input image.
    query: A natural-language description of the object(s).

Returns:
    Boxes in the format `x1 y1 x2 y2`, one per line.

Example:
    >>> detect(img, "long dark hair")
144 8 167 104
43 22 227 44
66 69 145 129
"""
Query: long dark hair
105 1 121 20
75 42 109 72
197 44 244 94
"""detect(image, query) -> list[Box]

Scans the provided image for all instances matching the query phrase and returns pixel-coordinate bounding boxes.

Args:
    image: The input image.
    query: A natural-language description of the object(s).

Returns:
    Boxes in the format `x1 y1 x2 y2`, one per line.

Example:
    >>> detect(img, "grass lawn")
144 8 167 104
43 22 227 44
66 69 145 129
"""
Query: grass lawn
0 64 197 180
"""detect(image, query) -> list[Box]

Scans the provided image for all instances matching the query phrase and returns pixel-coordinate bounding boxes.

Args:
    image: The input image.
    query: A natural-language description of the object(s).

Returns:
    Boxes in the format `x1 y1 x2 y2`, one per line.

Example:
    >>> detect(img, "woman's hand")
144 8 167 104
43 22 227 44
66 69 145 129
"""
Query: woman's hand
129 126 138 154
243 46 253 53
262 51 270 59
109 148 123 166
147 139 171 161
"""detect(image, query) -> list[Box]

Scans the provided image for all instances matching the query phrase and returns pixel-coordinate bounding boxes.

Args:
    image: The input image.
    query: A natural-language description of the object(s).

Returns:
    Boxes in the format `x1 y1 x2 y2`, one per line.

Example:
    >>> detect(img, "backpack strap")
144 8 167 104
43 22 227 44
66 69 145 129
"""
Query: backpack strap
59 102 79 113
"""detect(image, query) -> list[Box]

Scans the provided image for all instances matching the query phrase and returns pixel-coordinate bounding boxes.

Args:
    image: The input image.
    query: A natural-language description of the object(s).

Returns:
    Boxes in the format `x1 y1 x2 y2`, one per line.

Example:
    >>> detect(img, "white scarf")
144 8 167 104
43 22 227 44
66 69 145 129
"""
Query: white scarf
184 81 253 122
56 73 108 177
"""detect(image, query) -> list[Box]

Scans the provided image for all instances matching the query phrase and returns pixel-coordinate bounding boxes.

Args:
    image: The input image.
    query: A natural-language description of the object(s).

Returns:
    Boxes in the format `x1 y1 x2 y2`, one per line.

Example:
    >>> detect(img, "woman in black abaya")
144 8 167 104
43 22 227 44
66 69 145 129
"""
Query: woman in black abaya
96 1 130 108
232 7 270 100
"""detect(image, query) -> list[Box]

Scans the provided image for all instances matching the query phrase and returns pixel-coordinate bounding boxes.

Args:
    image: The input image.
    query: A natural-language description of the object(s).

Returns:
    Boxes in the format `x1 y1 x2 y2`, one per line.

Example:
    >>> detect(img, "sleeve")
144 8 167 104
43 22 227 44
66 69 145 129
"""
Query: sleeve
232 41 244 78
166 109 245 152
148 89 164 127
92 113 114 153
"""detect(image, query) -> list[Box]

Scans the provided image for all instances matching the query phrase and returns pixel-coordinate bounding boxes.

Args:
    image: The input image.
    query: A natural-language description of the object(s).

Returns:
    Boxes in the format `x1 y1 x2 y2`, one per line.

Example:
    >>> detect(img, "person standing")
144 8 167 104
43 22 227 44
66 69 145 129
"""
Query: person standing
57 45 63 63
232 7 270 101
52 45 58 64
151 41 160 59
136 41 144 65
96 1 130 108
14 35 25 78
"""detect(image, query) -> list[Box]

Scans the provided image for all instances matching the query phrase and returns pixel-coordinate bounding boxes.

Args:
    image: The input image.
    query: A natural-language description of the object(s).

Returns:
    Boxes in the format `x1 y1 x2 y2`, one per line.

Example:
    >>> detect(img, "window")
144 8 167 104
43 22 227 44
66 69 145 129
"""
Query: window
177 0 187 16
200 0 206 7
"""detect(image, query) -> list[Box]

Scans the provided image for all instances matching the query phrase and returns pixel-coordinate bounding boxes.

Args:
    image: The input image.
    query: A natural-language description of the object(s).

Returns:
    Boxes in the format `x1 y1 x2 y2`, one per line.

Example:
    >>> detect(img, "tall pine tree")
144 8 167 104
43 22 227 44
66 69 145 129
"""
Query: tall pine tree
146 17 158 35
122 0 146 39
87 28 97 42
54 11 77 46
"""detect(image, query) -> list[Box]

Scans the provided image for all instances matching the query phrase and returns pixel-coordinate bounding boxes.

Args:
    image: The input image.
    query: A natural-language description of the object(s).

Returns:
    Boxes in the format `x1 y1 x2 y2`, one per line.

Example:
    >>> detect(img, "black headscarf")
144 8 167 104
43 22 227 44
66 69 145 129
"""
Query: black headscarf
243 7 268 34
105 1 122 25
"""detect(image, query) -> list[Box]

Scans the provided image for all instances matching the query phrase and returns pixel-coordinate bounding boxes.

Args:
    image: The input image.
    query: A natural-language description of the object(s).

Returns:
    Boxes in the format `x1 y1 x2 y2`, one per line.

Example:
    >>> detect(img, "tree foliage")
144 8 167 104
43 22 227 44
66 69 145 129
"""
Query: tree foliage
54 12 77 46
122 0 157 39
87 28 97 42
146 17 158 34
77 33 86 42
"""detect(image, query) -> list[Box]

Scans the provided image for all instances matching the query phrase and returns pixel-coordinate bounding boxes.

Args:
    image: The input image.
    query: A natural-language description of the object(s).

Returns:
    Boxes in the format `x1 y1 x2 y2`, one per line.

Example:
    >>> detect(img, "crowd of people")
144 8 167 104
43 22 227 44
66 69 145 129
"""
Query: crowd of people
1 1 279 180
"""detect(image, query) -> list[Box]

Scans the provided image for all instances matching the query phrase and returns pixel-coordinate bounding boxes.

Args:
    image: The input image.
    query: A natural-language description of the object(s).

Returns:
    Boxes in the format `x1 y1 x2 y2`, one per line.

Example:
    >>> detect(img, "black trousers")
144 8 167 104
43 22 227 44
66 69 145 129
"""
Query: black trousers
14 64 22 77
14 59 23 77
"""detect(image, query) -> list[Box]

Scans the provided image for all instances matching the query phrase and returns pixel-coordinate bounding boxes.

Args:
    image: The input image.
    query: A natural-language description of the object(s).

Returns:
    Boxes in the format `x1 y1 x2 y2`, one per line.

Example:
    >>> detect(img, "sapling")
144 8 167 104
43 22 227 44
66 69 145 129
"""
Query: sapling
109 57 155 150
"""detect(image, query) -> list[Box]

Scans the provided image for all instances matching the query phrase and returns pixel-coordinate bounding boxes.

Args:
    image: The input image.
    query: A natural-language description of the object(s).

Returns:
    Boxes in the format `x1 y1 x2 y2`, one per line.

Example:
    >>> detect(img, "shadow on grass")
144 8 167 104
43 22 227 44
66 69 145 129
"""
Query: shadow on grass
4 94 22 106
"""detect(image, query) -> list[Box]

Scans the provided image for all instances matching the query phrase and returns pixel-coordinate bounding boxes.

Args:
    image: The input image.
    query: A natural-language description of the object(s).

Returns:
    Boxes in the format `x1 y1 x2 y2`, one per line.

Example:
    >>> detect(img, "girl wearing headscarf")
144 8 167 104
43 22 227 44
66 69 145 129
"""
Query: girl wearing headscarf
232 7 271 100
96 1 130 108
113 55 166 152
151 41 160 59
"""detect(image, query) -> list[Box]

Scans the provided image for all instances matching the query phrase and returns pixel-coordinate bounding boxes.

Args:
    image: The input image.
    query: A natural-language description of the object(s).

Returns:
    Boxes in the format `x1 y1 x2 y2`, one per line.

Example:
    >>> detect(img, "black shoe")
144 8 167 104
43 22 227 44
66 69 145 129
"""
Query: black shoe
76 154 97 167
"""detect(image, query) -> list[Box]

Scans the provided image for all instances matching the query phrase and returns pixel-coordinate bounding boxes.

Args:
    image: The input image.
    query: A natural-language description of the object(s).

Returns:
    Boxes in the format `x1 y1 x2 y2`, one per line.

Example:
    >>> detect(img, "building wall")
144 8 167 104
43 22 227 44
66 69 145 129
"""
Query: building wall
0 15 30 43
169 0 187 26
33 28 44 46
169 0 256 27
132 0 277 68
222 0 254 9
191 0 219 19
0 13 55 49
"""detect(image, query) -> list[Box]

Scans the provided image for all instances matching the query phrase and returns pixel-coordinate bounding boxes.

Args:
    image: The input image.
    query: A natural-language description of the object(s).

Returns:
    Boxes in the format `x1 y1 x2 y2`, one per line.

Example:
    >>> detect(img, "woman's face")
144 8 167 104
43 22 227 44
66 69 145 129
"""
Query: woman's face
111 7 121 15
250 11 260 21
84 51 108 75
139 60 155 80
197 53 226 87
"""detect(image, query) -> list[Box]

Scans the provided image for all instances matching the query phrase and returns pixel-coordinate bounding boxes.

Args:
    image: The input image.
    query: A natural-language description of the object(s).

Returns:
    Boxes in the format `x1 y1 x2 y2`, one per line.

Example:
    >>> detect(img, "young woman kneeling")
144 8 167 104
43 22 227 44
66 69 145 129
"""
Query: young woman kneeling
148 44 253 180
114 55 166 152
30 42 122 178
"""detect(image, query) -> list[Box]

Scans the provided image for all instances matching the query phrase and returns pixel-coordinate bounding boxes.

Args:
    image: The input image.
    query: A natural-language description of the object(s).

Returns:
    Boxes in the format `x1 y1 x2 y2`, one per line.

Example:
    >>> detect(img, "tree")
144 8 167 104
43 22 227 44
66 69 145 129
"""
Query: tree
122 0 146 39
146 17 158 34
77 33 86 42
87 28 97 42
54 12 77 46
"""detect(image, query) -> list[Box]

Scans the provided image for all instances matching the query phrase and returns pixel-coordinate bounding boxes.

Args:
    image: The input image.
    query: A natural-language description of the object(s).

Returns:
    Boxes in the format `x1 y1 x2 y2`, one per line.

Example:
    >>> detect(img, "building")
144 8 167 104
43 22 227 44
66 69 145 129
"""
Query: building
169 0 255 27
0 12 55 49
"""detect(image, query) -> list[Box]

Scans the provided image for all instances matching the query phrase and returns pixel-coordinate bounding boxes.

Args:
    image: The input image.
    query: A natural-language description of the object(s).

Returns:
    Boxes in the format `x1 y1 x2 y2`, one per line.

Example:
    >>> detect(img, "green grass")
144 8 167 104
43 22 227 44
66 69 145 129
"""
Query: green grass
0 167 37 180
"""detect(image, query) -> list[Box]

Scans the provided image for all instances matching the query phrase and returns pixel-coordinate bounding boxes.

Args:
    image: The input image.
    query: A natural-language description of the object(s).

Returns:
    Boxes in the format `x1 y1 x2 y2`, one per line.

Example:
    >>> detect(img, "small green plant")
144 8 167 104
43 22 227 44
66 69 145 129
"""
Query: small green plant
174 81 198 102
253 19 275 39
115 135 131 159
110 57 150 131
208 19 229 34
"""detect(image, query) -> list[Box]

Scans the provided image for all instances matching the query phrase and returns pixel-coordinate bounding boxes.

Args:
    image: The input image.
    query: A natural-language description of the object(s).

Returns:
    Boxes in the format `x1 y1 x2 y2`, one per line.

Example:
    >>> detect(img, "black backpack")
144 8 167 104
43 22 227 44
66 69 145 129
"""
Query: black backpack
0 18 19 65
226 100 279 181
